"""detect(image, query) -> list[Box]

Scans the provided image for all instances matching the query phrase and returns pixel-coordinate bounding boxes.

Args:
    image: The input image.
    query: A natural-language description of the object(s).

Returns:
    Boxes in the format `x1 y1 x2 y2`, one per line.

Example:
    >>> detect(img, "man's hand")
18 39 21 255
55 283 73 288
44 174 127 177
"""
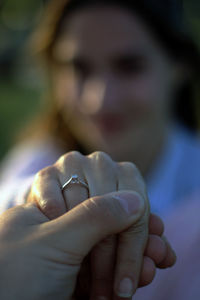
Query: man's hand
0 190 153 300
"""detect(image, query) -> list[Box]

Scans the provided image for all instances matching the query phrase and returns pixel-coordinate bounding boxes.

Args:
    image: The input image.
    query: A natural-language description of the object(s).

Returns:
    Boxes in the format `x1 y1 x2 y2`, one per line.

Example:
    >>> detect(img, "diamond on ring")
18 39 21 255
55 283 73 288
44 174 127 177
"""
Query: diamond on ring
61 174 89 192
70 174 80 183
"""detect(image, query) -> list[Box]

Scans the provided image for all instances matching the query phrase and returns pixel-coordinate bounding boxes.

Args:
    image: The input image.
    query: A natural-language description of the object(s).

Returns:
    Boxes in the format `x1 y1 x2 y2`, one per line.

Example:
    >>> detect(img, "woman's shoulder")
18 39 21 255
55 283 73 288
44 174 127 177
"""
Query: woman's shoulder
175 125 200 180
0 138 64 182
146 124 200 216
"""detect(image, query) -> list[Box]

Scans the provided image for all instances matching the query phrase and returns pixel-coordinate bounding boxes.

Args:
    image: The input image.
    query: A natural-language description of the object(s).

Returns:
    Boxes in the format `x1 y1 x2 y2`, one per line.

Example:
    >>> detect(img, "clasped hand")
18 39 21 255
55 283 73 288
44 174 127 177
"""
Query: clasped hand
0 151 176 300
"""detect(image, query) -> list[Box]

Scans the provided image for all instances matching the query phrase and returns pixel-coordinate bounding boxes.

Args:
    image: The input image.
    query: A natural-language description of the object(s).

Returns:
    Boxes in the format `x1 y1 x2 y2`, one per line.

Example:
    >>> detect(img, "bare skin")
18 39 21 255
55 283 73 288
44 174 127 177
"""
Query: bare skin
0 190 156 300
28 151 176 299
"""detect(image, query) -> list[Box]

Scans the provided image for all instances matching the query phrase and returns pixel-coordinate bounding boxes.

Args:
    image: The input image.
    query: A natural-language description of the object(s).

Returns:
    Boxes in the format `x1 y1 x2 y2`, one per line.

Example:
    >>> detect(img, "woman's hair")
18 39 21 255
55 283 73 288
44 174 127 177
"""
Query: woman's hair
26 0 200 151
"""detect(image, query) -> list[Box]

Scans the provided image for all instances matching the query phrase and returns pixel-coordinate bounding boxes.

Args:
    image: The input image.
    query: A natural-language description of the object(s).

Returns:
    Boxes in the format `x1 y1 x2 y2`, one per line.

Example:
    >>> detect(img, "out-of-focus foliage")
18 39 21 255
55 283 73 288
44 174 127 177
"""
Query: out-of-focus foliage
0 0 46 161
0 0 199 161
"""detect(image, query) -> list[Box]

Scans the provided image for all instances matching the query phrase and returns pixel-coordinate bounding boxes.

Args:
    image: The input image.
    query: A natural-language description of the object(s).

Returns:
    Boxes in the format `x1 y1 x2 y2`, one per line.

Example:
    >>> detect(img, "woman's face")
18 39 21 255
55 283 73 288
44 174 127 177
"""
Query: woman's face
51 6 181 160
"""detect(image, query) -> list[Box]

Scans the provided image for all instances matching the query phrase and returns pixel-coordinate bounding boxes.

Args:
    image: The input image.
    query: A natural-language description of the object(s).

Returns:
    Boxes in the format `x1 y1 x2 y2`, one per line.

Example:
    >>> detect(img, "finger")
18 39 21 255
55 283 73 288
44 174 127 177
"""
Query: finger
117 162 148 206
113 220 148 298
84 152 118 298
112 163 149 298
27 166 67 219
139 256 156 287
149 213 164 236
40 190 145 263
56 151 89 210
147 217 176 270
85 151 118 195
144 234 166 265
90 235 117 299
73 256 91 299
157 237 177 268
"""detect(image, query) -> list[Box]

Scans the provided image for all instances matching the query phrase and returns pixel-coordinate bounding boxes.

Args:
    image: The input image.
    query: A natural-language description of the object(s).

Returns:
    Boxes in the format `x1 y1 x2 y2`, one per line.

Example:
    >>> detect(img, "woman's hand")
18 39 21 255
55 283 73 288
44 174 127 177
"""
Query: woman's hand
28 151 176 299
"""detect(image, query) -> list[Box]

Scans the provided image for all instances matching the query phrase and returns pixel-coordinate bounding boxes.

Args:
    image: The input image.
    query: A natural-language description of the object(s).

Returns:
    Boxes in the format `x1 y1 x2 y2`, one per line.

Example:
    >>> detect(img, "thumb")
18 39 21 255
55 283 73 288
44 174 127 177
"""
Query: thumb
41 190 146 259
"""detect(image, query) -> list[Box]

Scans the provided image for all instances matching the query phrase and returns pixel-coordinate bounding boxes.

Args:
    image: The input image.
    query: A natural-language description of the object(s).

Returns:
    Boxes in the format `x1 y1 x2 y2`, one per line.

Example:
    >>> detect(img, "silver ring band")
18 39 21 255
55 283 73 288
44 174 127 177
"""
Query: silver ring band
61 174 89 192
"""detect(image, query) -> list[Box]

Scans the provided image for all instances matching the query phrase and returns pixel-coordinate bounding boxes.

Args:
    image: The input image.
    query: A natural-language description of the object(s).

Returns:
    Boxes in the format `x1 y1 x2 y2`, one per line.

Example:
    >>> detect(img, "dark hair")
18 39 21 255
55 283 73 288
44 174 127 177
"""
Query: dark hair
28 0 200 150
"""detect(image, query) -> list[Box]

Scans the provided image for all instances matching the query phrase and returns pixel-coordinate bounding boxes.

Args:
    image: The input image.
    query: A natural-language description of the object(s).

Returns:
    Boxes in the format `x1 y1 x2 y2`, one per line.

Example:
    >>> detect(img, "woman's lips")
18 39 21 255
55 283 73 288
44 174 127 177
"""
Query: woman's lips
92 115 129 134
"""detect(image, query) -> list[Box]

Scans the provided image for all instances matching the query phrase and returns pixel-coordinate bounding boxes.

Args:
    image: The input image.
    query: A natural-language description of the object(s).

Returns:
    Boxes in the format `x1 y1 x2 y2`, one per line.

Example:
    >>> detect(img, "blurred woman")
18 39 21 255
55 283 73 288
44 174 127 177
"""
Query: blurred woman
0 1 199 298
1 0 199 216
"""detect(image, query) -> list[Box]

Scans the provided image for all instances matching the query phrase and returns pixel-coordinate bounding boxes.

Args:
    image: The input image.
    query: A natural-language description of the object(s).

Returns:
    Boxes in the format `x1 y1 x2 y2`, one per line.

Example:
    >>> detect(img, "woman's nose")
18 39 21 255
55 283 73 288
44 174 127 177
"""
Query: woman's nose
80 77 118 114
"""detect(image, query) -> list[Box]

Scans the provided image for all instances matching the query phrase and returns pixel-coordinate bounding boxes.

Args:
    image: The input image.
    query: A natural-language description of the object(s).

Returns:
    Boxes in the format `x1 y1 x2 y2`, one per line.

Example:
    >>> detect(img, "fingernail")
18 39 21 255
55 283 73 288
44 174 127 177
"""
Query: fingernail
118 277 134 298
114 192 143 215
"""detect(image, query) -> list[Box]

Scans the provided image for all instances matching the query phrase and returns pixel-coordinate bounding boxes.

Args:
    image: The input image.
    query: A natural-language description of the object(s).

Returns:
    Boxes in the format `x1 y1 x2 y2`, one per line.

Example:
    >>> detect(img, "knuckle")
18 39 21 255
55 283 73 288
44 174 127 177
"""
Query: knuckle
88 151 114 167
125 256 139 266
97 235 115 249
67 150 83 160
119 161 147 196
57 151 84 165
120 161 140 176
41 200 59 218
119 219 148 243
119 256 139 268
30 166 56 203
35 166 55 182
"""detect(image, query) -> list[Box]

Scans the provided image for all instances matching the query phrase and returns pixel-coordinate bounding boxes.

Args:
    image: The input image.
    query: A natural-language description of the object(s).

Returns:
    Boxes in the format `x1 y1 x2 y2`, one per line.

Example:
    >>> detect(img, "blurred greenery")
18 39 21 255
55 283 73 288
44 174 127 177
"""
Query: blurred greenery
0 0 199 163
0 0 44 162
0 80 41 160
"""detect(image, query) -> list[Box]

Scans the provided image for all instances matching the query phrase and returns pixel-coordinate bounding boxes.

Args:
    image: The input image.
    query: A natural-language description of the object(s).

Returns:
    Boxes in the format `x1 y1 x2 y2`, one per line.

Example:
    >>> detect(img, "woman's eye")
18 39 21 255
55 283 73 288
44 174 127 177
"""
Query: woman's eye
114 58 146 76
72 60 92 78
